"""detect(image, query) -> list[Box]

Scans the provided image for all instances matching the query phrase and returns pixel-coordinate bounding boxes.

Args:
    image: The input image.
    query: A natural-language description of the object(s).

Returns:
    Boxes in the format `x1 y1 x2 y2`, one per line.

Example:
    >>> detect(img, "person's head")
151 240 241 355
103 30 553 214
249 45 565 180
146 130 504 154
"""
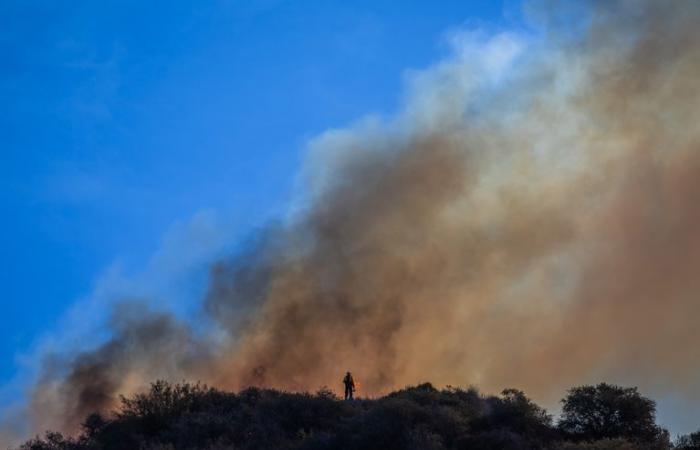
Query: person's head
346 371 351 375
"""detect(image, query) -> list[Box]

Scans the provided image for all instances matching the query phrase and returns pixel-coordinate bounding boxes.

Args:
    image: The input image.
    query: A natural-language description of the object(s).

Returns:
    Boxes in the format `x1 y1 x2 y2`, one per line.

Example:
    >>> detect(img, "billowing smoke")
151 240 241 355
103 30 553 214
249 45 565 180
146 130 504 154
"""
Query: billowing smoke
10 0 700 441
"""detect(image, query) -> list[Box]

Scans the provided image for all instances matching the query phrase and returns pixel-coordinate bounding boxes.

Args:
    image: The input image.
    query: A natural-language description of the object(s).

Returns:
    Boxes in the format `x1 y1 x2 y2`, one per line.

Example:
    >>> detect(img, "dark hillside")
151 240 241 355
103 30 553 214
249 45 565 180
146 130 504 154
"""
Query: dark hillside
17 381 699 450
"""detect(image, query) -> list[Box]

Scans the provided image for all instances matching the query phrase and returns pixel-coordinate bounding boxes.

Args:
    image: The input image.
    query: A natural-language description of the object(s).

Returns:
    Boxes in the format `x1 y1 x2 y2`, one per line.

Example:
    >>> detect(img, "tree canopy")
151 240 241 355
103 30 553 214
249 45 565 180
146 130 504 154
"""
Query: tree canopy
558 383 669 446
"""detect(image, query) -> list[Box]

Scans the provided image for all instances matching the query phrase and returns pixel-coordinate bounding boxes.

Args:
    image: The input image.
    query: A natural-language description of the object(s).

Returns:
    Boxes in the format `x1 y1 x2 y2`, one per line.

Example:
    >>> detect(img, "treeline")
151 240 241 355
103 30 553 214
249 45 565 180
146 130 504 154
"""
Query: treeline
17 380 700 450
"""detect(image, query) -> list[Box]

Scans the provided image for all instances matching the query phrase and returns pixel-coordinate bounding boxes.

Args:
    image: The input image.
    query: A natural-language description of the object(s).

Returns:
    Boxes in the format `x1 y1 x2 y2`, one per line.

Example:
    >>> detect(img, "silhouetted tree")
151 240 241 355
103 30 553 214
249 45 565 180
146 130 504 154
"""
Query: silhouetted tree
558 383 669 447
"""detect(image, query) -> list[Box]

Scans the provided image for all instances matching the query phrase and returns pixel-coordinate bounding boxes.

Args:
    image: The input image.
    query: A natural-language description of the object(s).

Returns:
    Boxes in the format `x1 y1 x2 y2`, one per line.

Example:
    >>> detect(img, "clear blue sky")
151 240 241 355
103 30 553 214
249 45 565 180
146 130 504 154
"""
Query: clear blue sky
1 1 510 388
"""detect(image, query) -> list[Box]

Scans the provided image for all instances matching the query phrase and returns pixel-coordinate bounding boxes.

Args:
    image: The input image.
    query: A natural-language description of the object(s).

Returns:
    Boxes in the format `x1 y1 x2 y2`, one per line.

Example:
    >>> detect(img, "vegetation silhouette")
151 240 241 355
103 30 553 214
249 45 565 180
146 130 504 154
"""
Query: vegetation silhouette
16 380 700 450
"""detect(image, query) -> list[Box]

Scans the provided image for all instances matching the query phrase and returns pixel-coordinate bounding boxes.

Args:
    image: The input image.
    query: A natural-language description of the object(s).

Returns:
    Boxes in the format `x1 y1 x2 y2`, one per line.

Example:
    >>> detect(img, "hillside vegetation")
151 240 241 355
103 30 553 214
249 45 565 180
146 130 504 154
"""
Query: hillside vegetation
18 380 700 450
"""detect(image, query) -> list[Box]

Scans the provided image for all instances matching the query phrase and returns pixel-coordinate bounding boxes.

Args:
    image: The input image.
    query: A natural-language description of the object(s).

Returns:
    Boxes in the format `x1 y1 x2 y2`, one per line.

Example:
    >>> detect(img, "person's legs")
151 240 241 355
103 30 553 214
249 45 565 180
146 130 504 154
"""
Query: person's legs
344 386 350 400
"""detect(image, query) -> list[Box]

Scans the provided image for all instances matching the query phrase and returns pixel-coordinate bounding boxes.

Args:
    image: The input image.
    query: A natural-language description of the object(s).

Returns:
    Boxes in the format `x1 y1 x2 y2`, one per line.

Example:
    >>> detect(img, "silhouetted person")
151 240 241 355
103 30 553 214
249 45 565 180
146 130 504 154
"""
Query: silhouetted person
343 371 355 400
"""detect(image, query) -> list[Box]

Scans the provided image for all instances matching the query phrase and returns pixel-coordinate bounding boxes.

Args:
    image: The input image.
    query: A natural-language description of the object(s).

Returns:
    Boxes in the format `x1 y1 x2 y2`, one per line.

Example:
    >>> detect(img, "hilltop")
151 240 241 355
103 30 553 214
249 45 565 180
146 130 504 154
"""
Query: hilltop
17 380 700 450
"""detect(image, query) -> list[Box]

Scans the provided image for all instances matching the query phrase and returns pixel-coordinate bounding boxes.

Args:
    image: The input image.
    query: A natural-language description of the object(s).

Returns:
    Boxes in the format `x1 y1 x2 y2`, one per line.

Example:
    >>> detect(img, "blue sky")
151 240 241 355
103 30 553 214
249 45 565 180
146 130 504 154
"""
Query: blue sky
2 1 513 392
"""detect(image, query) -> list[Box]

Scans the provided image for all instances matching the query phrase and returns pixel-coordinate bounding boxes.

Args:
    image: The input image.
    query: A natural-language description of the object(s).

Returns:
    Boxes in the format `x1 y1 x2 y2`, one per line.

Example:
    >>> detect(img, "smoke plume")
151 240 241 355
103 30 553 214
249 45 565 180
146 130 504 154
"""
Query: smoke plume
9 0 700 441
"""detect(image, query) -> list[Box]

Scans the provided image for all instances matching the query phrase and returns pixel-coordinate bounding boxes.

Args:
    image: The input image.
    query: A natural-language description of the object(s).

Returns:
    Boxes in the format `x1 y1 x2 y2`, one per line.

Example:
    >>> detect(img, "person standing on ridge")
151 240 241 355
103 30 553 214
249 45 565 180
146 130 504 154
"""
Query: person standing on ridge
343 371 355 400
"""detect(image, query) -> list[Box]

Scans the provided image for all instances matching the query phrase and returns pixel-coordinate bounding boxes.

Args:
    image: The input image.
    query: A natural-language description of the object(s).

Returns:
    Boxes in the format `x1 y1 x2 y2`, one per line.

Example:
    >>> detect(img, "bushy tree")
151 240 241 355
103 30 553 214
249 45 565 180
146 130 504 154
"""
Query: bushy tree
558 383 669 447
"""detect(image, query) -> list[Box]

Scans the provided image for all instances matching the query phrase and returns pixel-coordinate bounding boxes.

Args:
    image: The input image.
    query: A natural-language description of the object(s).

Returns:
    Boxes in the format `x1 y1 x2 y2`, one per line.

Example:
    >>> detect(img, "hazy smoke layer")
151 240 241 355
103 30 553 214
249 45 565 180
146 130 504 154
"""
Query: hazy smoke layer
12 0 700 441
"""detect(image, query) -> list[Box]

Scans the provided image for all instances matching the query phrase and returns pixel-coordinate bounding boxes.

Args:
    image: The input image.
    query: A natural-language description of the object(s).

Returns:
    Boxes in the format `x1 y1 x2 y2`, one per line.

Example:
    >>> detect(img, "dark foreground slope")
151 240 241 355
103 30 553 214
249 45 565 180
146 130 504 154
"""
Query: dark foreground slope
17 381 700 450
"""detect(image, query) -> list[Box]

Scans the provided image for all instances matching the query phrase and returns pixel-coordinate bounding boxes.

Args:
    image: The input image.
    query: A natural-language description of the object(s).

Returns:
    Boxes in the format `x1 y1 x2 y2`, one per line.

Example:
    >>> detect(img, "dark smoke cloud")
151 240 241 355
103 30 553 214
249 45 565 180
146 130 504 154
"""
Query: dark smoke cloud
27 303 210 434
5 0 700 443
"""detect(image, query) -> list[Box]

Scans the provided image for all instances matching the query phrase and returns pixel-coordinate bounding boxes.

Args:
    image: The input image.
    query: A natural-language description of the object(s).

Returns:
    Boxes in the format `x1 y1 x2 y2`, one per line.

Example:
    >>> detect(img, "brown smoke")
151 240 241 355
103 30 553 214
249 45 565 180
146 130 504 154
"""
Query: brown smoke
11 0 700 441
